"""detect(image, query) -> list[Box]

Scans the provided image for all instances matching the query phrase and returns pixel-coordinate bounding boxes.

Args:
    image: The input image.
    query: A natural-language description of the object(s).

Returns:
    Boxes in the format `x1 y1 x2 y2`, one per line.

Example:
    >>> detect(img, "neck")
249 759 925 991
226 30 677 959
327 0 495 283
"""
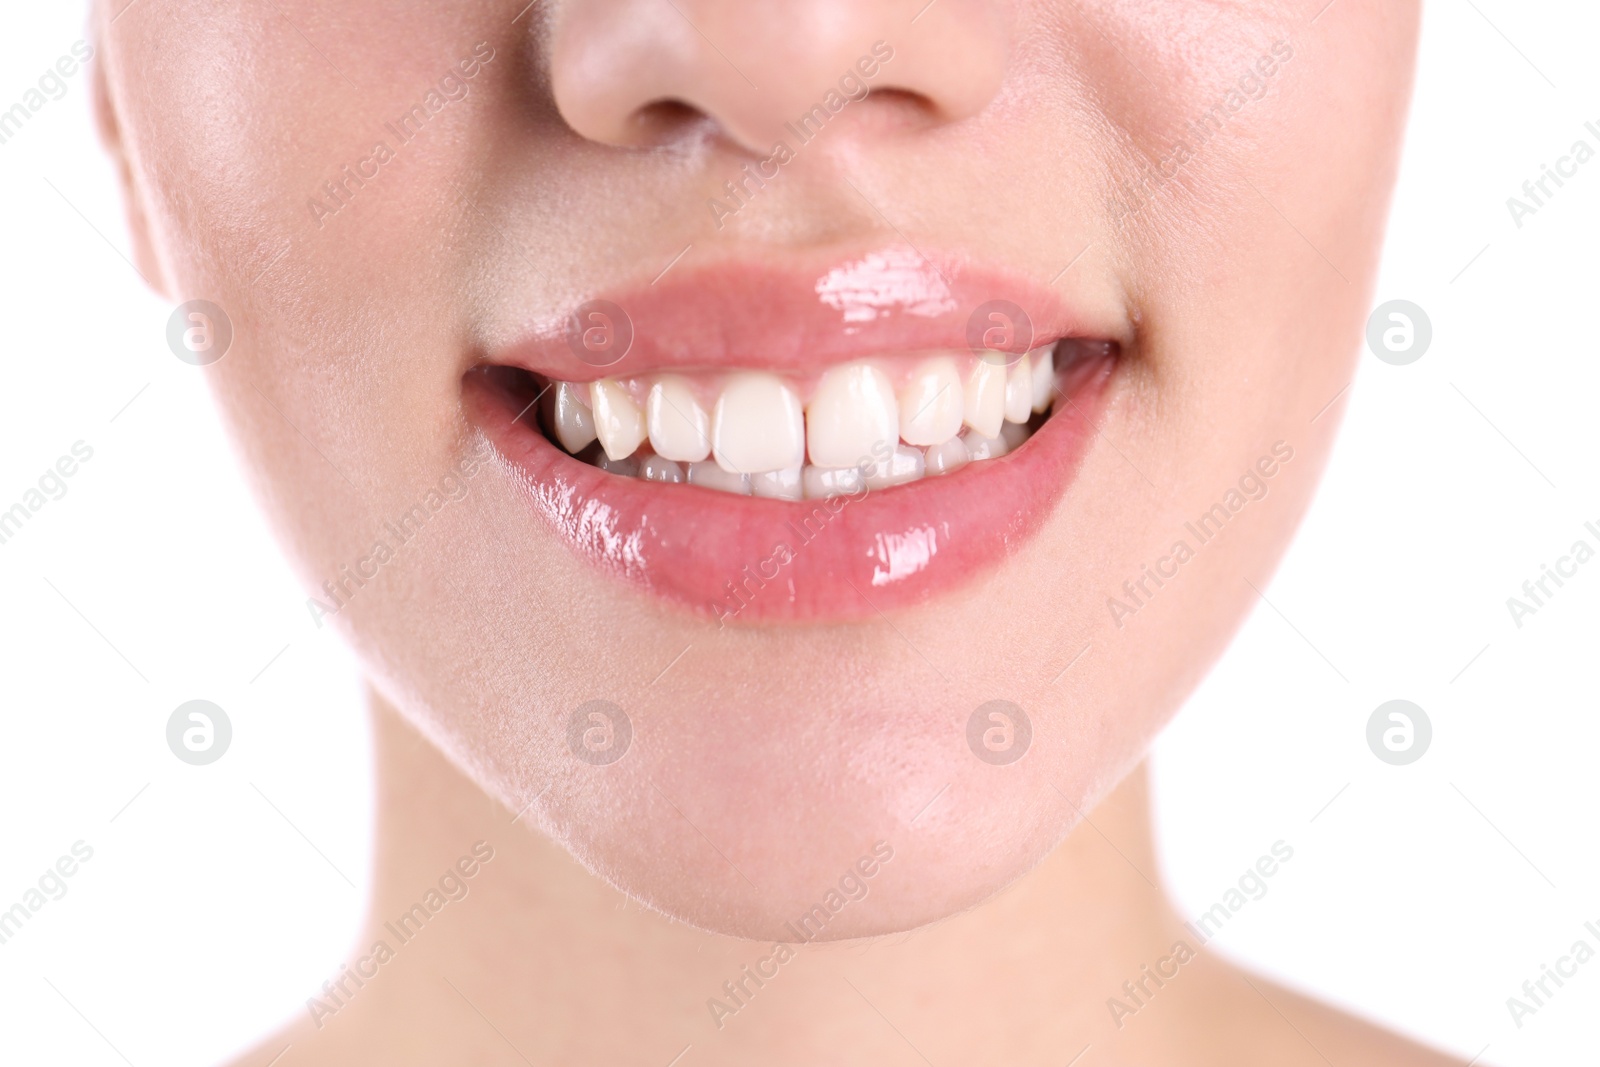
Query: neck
309 693 1197 1065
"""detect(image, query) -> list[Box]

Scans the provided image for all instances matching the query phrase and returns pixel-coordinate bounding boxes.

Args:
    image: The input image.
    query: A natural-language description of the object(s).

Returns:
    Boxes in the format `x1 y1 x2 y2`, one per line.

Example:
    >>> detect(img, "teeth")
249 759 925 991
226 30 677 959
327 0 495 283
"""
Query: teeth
1004 353 1033 424
807 362 899 469
964 358 1007 439
713 373 805 474
803 465 865 499
688 460 751 495
752 466 803 501
544 382 598 454
961 428 1008 462
898 357 964 447
590 379 647 461
540 344 1066 497
925 436 969 477
647 376 711 463
1029 346 1055 413
640 454 684 483
864 445 926 489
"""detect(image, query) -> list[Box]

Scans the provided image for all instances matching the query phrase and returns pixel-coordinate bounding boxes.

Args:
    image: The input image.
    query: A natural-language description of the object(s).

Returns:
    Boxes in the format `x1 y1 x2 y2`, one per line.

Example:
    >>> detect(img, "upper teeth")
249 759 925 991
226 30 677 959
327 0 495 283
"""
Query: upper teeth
806 362 899 470
712 372 806 475
590 377 648 461
898 356 963 446
540 345 1058 498
646 375 711 463
548 382 599 454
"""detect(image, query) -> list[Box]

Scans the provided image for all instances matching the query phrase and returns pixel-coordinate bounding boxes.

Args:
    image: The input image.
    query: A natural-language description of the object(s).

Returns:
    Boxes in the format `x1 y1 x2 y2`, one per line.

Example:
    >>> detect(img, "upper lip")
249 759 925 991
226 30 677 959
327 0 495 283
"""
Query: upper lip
482 244 1129 381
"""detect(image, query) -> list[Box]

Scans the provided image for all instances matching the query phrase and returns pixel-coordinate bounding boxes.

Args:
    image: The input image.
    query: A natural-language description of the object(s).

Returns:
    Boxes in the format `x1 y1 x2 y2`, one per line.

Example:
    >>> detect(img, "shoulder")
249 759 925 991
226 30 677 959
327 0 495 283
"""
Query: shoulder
1164 955 1475 1067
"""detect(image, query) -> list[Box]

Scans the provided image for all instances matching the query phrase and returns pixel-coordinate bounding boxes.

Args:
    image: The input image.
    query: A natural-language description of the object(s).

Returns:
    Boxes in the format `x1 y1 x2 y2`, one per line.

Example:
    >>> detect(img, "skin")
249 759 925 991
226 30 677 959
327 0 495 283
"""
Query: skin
92 0 1457 1061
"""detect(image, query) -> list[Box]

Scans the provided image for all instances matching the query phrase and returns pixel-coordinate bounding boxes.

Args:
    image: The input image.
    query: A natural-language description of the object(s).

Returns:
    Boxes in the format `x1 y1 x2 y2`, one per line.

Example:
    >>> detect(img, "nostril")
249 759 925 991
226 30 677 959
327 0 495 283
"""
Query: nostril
856 86 944 128
862 87 924 109
626 98 711 147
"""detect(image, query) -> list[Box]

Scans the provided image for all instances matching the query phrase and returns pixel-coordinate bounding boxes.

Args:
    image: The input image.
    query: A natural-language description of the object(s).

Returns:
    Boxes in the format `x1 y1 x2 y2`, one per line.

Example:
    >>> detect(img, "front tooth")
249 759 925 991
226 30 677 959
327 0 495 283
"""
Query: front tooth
545 382 597 454
806 362 898 469
590 379 647 461
688 461 751 495
1030 346 1055 413
647 376 711 463
752 466 803 501
713 373 805 474
803 465 865 499
864 445 926 489
898 357 964 447
1004 353 1033 424
964 358 1006 438
962 427 1009 462
924 437 969 477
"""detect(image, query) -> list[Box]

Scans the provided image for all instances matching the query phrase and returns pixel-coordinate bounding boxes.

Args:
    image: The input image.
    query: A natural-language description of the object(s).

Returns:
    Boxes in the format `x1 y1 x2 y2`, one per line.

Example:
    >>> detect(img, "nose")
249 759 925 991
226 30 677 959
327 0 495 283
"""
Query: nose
546 0 1008 153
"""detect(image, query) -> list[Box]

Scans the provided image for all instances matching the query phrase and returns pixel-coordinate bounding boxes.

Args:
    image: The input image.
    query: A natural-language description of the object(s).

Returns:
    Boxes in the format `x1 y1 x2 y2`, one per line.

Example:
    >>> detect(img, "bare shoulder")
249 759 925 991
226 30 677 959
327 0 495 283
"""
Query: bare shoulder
1168 954 1473 1067
216 970 518 1067
1244 975 1469 1065
216 995 438 1067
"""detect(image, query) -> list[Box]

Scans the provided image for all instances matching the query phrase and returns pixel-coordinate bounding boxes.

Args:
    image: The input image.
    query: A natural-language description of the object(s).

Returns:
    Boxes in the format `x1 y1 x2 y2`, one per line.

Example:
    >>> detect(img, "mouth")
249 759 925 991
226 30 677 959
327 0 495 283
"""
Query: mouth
463 249 1123 623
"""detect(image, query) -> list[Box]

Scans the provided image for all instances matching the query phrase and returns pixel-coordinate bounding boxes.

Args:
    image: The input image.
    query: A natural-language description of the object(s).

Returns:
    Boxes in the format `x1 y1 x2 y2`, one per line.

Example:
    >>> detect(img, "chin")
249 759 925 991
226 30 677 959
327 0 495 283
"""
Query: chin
534 687 1088 941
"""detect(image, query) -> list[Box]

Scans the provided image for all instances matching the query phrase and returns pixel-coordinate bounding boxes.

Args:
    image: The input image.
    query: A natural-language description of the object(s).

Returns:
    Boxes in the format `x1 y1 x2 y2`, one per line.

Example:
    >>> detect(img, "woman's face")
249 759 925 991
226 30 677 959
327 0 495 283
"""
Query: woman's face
99 0 1417 938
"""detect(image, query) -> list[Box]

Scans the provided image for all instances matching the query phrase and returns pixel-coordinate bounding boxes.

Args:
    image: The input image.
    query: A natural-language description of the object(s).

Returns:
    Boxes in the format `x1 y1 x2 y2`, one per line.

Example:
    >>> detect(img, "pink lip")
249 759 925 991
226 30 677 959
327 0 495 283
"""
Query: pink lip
465 250 1121 622
487 246 1127 380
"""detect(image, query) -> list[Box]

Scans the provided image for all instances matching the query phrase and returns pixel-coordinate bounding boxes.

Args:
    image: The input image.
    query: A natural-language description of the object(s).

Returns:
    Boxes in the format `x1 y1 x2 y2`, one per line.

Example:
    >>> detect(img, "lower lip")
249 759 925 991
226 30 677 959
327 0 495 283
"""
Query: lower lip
464 352 1116 623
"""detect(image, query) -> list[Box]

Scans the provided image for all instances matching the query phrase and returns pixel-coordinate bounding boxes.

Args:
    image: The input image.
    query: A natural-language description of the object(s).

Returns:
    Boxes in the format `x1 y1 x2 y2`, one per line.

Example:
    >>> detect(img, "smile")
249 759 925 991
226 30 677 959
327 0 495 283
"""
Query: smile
464 250 1123 622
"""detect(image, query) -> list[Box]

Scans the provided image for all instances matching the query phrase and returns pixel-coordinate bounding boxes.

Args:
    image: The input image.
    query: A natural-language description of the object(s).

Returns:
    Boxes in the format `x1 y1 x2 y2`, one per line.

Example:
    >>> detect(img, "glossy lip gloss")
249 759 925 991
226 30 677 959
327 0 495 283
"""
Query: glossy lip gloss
463 248 1124 623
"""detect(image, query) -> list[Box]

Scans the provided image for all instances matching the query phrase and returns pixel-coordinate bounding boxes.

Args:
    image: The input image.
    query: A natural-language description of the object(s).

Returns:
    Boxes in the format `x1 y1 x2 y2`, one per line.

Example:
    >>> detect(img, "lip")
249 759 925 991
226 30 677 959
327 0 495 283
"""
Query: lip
484 245 1129 381
465 249 1122 622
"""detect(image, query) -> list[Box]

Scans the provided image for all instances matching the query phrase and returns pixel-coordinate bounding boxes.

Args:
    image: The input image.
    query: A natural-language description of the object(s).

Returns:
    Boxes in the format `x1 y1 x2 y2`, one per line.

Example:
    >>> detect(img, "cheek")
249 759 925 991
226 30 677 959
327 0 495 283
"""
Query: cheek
116 1 498 294
110 5 512 588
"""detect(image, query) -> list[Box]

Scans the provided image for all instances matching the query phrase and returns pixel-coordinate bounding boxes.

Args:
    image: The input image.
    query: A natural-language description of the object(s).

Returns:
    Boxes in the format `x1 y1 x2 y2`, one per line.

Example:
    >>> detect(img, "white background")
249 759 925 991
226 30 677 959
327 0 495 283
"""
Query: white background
1 2 1596 1064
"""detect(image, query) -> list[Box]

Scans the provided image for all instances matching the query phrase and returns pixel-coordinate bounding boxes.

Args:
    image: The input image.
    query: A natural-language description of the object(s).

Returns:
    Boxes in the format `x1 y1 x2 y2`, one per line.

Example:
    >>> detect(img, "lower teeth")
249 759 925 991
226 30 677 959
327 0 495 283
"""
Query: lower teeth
554 409 1049 499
